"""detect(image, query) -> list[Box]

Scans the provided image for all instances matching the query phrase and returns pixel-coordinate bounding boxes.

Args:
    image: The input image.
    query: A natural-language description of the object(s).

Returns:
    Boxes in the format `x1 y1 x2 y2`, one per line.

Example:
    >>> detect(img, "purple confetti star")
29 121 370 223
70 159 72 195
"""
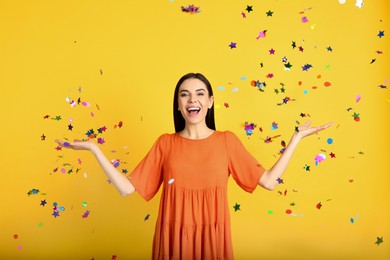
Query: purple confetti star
229 42 237 49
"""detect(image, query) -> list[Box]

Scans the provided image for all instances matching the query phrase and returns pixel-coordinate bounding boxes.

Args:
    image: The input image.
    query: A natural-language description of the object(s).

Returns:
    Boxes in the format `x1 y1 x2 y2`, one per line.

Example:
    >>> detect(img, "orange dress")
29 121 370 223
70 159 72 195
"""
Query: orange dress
129 131 265 260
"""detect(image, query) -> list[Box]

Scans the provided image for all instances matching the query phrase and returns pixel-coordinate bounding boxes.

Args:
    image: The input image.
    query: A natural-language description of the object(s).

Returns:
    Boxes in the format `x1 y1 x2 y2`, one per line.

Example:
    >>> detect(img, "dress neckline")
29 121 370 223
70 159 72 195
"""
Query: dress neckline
176 130 217 141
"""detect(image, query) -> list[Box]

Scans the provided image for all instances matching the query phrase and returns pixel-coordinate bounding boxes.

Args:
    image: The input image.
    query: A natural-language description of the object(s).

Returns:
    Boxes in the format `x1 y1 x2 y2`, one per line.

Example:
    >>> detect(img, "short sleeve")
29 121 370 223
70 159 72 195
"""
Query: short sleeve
225 131 266 193
128 135 166 201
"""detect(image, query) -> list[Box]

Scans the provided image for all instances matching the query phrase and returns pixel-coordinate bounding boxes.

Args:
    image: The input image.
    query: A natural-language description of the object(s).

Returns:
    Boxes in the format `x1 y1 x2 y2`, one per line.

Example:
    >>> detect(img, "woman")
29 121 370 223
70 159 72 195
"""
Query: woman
56 72 333 259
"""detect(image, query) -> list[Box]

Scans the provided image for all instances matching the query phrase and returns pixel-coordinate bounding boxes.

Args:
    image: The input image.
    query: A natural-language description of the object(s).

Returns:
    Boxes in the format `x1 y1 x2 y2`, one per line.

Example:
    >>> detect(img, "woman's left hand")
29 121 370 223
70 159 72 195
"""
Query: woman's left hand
295 121 334 140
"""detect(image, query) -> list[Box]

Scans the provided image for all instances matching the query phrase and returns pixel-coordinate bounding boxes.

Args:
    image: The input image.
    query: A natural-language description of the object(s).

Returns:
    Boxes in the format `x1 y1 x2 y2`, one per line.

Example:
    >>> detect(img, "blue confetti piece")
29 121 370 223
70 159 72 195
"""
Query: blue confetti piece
240 76 247 80
217 86 225 91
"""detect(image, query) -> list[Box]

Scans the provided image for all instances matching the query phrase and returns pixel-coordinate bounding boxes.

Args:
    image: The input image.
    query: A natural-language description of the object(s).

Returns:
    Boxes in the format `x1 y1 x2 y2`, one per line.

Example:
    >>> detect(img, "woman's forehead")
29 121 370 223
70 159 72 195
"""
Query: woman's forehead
179 78 207 91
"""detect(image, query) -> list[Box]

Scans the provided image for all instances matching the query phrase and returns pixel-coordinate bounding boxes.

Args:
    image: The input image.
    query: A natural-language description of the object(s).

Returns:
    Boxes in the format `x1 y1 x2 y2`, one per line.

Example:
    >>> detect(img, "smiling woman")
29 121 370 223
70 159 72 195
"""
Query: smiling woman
55 72 333 259
173 73 216 135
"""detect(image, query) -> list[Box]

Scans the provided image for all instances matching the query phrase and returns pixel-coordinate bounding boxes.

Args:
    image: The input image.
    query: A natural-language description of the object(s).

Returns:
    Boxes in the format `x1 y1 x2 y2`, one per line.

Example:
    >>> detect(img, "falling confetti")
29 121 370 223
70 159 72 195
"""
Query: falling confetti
181 4 200 14
233 203 241 212
375 237 383 245
314 154 326 165
244 122 256 136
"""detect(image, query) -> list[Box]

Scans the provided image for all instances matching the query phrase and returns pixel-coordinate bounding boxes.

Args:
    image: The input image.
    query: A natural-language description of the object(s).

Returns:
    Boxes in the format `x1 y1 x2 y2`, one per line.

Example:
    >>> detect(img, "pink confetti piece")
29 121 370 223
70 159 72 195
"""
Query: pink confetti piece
301 16 308 23
82 101 91 107
356 94 361 103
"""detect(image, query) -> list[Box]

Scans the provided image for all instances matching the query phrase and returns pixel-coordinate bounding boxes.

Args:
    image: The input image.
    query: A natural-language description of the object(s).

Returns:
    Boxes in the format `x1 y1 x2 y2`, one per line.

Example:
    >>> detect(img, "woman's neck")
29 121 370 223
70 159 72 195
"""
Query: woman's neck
179 125 215 140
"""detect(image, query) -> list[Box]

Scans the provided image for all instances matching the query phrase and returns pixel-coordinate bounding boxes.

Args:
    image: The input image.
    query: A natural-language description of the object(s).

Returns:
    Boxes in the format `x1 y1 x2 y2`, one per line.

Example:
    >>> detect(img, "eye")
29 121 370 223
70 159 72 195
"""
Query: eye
197 92 205 96
180 93 189 97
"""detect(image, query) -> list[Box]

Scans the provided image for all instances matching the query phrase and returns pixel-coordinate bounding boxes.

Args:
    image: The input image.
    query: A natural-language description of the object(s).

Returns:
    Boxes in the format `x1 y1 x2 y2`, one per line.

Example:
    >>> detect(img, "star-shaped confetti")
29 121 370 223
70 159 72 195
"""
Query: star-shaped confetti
53 115 62 121
377 31 384 38
97 126 107 133
355 0 364 8
277 96 295 106
284 62 292 70
276 177 284 184
40 200 47 206
228 42 236 49
291 41 296 49
375 237 383 245
41 134 46 141
302 63 313 71
266 10 273 17
233 203 241 212
245 5 253 13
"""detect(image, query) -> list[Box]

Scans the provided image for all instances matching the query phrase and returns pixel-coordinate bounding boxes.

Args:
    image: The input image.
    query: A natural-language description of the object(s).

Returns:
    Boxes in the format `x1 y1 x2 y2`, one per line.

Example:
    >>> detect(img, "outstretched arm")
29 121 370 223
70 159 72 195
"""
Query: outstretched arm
55 139 135 196
258 121 334 190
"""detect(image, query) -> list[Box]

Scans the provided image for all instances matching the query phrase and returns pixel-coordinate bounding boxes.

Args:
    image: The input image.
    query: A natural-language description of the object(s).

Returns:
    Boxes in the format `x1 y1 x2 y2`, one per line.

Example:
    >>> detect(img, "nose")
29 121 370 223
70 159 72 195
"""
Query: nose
189 94 197 103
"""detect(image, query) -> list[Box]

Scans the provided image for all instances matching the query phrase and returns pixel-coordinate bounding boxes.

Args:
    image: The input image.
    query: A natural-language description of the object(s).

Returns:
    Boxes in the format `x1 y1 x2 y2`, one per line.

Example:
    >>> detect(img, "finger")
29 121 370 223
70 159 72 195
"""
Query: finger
55 139 71 148
303 121 311 127
318 122 335 130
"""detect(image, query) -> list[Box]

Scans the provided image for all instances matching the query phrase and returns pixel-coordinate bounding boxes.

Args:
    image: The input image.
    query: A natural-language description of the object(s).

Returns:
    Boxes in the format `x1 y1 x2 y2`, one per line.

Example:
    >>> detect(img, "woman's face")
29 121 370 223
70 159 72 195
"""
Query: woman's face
177 78 214 127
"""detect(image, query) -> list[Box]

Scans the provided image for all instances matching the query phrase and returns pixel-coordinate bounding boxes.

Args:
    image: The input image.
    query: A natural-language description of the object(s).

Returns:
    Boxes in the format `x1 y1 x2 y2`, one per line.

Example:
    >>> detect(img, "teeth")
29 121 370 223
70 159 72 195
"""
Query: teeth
188 107 200 111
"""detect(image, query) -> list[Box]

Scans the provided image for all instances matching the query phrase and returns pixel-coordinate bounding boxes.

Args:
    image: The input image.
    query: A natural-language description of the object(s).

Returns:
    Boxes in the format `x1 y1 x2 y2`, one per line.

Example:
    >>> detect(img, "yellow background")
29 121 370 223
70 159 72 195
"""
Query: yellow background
1 0 389 259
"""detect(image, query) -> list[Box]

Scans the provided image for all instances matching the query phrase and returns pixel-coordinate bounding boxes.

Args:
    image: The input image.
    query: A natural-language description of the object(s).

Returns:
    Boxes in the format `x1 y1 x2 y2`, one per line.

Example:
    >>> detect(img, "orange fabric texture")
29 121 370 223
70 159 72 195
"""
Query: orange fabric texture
129 131 266 259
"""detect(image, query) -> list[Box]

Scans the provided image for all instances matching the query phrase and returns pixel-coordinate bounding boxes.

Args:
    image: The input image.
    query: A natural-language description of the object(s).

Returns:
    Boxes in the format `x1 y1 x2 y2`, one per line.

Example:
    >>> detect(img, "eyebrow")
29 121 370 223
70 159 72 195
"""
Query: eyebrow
179 88 206 93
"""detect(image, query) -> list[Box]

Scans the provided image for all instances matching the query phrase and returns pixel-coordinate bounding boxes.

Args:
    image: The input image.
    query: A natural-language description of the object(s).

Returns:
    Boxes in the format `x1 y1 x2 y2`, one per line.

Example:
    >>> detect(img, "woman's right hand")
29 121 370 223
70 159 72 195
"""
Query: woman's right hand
55 139 97 151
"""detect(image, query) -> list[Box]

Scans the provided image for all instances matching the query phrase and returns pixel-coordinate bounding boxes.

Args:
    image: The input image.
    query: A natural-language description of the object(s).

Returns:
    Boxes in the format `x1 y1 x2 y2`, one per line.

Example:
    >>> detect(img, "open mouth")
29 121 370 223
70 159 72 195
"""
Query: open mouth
187 107 201 116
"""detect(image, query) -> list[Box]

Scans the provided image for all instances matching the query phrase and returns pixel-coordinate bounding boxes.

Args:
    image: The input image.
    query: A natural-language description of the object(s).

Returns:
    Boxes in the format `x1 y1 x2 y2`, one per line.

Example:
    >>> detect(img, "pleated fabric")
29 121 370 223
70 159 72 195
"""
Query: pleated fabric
130 131 265 260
